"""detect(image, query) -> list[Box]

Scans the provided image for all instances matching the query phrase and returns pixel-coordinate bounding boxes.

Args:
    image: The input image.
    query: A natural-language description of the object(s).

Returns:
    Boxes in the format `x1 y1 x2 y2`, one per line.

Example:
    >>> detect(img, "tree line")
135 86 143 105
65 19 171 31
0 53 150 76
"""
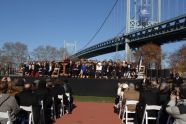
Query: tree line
0 42 69 64
0 41 185 73
134 43 186 73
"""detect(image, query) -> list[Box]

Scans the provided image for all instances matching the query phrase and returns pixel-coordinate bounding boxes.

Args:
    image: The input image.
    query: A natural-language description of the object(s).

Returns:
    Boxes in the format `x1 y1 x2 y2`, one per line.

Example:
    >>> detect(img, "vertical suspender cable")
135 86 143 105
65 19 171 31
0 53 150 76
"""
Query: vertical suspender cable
134 0 137 28
182 0 184 15
176 0 178 16
151 0 153 21
184 0 186 13
167 0 170 19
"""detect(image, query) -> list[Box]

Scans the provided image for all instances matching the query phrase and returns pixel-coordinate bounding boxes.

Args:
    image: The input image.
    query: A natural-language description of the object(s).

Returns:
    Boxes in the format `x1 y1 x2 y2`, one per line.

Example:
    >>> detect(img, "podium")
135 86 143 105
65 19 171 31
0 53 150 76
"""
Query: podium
51 60 70 78
51 68 60 78
60 62 69 76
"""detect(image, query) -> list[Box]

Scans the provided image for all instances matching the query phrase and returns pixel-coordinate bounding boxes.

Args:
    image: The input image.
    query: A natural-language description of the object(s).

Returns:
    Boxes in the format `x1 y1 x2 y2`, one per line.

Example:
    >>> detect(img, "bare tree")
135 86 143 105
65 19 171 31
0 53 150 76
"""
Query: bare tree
134 43 163 69
169 44 186 73
32 45 68 61
46 45 59 61
1 42 28 64
32 46 47 61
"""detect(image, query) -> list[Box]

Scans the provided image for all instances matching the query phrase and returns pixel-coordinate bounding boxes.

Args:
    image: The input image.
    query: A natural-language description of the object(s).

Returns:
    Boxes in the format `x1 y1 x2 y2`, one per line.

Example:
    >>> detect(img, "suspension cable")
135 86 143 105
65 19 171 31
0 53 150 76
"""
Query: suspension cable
79 0 119 50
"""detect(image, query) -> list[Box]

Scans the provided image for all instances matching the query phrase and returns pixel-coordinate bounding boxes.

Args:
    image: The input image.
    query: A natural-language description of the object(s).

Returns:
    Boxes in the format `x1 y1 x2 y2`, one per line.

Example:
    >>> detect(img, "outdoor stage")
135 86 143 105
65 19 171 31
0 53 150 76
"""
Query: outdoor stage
68 78 141 97
9 76 142 97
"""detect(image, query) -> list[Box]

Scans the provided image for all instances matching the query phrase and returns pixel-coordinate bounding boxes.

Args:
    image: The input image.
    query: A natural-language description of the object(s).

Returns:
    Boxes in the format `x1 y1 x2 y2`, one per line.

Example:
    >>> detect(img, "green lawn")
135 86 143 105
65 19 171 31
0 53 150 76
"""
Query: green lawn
74 95 114 103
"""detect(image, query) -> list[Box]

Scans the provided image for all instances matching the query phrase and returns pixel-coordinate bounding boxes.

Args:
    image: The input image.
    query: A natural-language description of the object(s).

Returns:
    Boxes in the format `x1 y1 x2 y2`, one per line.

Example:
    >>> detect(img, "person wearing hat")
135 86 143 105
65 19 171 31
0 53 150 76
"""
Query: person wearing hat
15 79 40 124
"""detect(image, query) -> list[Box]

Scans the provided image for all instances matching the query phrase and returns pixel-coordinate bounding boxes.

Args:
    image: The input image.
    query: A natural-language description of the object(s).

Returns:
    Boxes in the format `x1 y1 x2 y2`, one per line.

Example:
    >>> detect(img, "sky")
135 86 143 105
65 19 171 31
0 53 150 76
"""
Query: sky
0 0 186 61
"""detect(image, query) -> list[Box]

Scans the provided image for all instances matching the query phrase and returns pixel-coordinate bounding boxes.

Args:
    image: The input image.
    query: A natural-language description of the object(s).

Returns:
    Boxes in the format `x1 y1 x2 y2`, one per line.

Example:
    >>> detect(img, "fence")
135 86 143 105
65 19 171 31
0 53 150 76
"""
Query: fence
0 62 22 76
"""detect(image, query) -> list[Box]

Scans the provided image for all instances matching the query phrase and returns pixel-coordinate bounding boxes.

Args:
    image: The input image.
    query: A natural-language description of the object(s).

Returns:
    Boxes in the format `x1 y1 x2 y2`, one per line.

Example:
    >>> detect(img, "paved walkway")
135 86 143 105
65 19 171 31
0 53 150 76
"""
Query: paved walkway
55 102 121 124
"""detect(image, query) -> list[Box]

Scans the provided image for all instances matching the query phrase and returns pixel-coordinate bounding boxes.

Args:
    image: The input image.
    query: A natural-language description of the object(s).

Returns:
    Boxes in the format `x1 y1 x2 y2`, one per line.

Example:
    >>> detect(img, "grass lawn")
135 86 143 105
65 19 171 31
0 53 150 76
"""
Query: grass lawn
74 95 114 103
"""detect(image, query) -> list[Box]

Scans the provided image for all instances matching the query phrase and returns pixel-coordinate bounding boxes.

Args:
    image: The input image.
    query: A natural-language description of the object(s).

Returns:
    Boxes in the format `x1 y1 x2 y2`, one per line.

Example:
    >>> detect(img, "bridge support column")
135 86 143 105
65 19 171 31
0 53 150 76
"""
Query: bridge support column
125 38 131 62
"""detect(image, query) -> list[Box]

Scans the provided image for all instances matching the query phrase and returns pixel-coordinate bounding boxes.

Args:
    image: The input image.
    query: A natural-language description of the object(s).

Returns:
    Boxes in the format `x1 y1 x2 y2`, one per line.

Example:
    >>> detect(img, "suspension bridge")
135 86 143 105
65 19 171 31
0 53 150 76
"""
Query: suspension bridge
69 0 186 60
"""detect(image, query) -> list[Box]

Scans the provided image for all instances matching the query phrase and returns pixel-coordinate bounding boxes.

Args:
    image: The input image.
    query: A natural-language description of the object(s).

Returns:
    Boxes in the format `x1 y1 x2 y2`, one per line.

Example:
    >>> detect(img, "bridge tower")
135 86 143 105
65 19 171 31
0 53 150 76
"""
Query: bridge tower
125 0 161 62
63 40 77 60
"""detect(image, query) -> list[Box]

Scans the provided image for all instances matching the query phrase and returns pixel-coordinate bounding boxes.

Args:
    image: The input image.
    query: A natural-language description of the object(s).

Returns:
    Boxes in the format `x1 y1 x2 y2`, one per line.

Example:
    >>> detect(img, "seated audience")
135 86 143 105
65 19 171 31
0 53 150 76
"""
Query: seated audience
140 75 150 90
63 80 73 114
158 82 170 124
48 79 67 117
34 79 53 124
1 76 13 94
135 79 160 124
166 83 186 124
15 79 40 124
0 81 20 124
123 83 140 111
114 82 128 113
172 73 184 89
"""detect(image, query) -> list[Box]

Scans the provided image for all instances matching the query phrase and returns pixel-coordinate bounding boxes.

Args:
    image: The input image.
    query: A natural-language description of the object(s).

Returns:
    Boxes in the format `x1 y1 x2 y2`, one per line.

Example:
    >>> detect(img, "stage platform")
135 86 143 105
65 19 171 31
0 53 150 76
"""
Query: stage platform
68 78 141 97
2 76 142 97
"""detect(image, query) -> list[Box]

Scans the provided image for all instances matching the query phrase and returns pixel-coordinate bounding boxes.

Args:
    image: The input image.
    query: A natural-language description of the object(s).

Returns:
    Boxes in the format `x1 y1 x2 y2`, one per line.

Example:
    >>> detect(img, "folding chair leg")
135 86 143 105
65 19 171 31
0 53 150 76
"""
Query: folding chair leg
125 112 127 124
145 112 148 124
118 101 122 119
121 110 125 123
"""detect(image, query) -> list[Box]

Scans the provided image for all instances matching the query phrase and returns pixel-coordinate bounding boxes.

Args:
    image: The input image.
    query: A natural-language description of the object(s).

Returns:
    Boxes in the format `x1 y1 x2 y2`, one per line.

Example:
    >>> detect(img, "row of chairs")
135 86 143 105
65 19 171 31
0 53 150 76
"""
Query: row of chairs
118 99 162 124
51 93 71 121
0 111 11 124
0 92 71 124
0 106 34 124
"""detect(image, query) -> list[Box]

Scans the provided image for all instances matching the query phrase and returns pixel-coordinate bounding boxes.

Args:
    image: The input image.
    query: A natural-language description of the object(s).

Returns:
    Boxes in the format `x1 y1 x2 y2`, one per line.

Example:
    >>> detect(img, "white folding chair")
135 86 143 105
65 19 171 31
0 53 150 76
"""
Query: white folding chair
40 100 45 124
50 97 56 120
0 111 11 124
118 93 124 118
65 93 70 102
118 100 123 119
20 106 34 124
141 104 162 124
122 100 139 124
58 95 65 116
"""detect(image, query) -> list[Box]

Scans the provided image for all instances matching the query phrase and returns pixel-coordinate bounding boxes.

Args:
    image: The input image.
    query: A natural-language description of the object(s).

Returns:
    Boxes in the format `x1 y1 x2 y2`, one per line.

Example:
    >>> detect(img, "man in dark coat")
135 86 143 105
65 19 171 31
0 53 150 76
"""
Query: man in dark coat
158 82 170 124
15 79 40 124
48 79 67 117
34 79 52 124
173 73 184 88
135 79 160 124
140 75 150 90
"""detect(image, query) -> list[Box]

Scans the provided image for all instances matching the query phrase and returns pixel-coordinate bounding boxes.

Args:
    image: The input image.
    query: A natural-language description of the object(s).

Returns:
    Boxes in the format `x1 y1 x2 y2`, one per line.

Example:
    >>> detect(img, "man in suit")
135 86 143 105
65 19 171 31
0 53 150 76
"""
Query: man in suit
15 79 40 124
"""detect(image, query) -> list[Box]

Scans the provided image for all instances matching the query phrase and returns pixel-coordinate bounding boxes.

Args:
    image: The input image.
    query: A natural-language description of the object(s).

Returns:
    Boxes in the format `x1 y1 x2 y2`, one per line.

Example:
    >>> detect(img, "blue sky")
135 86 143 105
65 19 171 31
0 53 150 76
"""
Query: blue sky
0 0 186 61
